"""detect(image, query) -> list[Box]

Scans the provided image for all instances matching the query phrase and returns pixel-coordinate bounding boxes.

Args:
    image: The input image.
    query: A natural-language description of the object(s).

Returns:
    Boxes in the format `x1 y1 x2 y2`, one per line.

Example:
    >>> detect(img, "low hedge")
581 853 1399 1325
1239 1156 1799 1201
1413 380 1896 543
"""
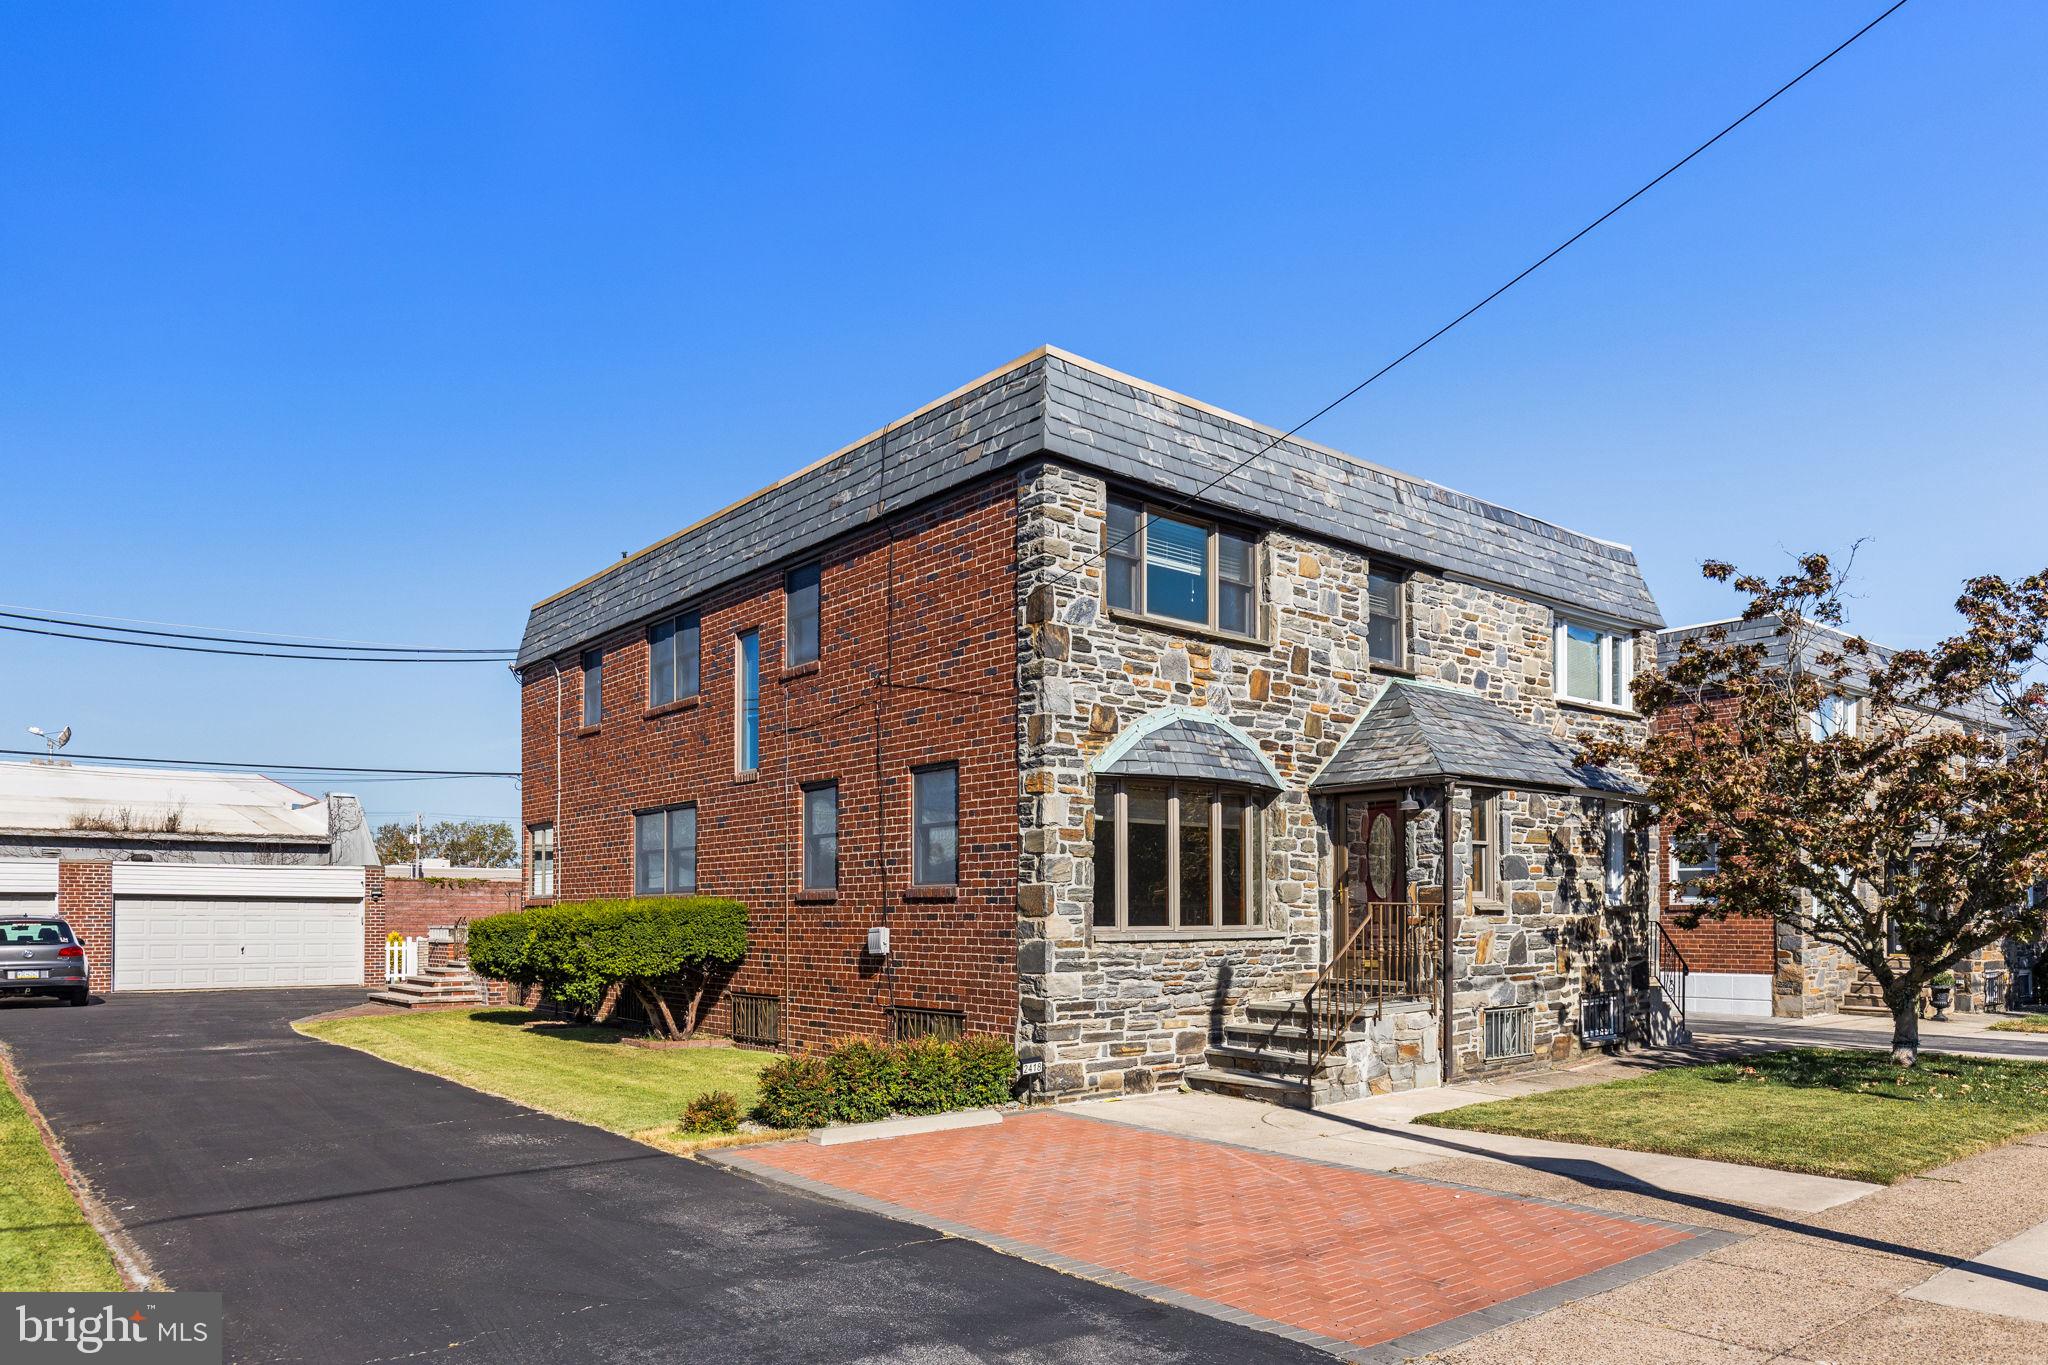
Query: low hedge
752 1036 1018 1128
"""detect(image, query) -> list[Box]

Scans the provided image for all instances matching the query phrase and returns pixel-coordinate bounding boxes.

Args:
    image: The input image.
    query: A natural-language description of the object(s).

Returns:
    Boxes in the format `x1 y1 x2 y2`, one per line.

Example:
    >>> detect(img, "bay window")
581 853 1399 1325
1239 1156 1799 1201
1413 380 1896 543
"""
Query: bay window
1554 619 1633 708
1105 495 1258 637
1092 779 1259 931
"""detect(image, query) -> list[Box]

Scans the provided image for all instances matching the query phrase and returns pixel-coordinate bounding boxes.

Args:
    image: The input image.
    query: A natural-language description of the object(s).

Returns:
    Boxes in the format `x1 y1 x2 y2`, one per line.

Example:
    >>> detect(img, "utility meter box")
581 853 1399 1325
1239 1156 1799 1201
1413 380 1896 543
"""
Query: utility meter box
866 926 890 957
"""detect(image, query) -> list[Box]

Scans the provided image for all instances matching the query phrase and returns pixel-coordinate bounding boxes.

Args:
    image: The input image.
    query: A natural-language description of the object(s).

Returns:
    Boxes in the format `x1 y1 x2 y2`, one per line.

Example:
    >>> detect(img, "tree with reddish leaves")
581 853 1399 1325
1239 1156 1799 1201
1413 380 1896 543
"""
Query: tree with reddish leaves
1591 554 2048 1065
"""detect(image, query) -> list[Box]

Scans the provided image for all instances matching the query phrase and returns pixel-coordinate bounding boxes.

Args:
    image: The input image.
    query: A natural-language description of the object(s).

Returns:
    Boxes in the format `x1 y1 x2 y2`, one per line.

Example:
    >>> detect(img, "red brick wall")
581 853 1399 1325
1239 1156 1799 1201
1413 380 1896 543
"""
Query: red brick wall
56 861 114 994
382 878 522 939
1650 695 1775 977
362 865 386 987
520 477 1021 1049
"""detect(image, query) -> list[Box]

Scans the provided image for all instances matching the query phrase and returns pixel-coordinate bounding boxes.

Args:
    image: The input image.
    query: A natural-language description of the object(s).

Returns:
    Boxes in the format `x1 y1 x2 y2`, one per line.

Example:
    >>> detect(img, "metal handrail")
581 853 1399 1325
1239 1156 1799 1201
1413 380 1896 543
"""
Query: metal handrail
1303 891 1440 1077
1651 921 1691 1035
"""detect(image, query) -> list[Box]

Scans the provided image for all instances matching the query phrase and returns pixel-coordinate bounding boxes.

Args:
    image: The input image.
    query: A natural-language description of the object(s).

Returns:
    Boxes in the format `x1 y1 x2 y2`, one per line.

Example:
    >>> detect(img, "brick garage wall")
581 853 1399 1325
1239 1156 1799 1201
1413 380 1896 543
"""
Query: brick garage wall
362 865 386 988
519 477 1020 1048
382 878 522 939
56 860 114 994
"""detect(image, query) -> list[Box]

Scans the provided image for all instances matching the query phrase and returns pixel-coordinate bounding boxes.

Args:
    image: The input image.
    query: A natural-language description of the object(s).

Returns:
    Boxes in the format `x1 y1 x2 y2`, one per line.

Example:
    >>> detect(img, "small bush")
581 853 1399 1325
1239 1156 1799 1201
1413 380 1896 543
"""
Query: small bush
889 1035 962 1115
955 1035 1019 1107
826 1040 897 1124
753 1055 833 1129
681 1090 742 1135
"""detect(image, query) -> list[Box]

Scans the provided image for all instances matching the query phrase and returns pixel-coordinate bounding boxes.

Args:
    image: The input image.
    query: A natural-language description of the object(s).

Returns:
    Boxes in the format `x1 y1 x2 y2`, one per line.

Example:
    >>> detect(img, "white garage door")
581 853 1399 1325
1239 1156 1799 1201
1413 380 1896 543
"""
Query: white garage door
0 893 58 918
114 898 364 991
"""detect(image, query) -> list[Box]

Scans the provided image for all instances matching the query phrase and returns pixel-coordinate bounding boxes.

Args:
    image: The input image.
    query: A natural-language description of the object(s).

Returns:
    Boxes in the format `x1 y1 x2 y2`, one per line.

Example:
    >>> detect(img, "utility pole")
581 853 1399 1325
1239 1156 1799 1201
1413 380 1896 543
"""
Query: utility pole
412 812 423 879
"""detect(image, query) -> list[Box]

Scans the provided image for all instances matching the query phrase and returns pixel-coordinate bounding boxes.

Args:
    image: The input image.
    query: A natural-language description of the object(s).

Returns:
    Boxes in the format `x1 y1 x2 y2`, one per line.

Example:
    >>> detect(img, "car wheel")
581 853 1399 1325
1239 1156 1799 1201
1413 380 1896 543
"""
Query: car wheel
68 988 89 1007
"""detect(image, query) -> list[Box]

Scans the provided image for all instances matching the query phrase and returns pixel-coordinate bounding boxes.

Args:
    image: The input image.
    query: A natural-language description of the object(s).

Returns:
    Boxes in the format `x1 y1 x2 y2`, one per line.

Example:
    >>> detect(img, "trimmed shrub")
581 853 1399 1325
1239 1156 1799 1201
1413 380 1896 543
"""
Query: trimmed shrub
825 1040 897 1124
753 1055 833 1129
889 1035 962 1116
955 1035 1019 1107
462 897 748 1037
681 1090 742 1135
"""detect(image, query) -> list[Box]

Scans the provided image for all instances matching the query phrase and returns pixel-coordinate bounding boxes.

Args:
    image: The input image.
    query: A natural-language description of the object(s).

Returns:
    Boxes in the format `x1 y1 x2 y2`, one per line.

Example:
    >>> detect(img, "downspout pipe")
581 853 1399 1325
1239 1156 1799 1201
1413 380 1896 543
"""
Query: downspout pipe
1439 780 1458 1084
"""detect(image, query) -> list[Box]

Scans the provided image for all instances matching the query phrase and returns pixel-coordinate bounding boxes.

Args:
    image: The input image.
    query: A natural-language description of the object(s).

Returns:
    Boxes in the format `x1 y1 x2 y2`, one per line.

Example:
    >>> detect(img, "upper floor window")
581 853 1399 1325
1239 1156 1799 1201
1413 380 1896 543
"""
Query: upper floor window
736 632 761 774
649 612 700 707
1553 620 1632 708
1810 693 1860 740
786 563 821 666
633 805 697 896
1092 779 1258 931
581 649 604 726
1105 495 1258 637
1673 832 1719 902
913 764 959 886
1366 568 1407 668
802 783 837 890
528 824 555 898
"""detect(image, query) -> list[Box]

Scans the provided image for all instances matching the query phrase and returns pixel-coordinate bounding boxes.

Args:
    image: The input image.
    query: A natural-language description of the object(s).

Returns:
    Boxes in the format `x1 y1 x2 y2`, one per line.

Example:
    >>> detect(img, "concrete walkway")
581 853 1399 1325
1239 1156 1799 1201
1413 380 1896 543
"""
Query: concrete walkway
1691 1009 2048 1061
1073 1076 1879 1215
1905 1216 2048 1325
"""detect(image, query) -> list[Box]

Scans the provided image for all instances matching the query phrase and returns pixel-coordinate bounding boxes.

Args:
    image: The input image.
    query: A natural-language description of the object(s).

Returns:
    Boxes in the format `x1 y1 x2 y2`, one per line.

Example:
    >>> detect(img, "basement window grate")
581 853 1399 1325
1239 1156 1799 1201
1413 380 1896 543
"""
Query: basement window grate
1483 1006 1535 1061
730 992 782 1047
889 1007 966 1044
1580 994 1623 1046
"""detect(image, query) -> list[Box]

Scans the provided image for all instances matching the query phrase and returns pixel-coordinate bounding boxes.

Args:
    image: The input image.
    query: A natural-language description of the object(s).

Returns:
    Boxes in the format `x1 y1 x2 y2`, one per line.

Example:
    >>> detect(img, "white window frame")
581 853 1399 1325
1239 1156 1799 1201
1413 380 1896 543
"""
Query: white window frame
1809 693 1860 740
1673 832 1719 904
1603 802 1628 907
802 782 838 891
1091 778 1261 934
1103 494 1261 640
1467 788 1503 905
528 823 555 898
1552 619 1633 709
735 631 761 775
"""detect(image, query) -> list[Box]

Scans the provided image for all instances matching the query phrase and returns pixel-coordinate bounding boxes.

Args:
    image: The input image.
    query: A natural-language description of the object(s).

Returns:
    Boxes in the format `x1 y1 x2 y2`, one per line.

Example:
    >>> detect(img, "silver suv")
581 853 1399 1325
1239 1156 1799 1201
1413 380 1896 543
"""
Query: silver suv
0 918 91 1006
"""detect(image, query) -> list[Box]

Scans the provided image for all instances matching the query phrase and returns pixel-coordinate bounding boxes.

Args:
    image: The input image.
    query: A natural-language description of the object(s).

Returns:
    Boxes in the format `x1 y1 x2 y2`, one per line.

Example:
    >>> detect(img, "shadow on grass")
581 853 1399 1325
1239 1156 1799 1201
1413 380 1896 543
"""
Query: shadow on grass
464 1009 630 1045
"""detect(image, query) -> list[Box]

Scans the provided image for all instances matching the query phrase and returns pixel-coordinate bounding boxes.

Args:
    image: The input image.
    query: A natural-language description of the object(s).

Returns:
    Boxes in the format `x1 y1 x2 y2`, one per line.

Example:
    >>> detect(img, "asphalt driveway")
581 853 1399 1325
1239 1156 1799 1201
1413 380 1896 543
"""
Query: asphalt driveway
0 990 1325 1365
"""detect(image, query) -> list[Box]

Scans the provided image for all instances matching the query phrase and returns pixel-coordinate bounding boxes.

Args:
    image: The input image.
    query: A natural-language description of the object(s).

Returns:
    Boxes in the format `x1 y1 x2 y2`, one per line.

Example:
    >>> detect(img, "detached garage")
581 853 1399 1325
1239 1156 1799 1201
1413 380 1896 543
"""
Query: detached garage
111 864 368 992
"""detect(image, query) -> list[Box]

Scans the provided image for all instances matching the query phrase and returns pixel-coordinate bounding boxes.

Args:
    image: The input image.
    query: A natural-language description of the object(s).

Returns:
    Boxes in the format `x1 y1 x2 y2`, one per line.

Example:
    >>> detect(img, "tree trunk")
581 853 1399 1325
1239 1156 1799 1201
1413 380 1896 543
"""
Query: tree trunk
634 980 682 1040
1888 990 1921 1066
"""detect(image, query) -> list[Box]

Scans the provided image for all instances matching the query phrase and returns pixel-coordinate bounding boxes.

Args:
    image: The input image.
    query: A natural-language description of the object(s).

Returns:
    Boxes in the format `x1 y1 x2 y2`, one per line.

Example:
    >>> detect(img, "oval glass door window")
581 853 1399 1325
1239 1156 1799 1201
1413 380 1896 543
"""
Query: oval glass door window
1368 812 1394 900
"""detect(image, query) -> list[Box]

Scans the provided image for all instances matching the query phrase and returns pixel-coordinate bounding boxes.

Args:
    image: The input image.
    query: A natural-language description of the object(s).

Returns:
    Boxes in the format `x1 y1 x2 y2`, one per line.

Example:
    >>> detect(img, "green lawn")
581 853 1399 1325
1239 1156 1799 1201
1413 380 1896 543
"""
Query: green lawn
297 1009 777 1138
1989 1014 2048 1034
1418 1048 2048 1185
0 1066 123 1291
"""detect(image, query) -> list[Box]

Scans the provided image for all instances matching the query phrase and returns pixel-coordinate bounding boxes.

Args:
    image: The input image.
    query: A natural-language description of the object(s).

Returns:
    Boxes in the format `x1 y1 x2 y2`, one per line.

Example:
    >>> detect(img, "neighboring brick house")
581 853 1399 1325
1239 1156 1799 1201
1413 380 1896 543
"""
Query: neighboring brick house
516 346 1668 1102
1653 617 2015 1018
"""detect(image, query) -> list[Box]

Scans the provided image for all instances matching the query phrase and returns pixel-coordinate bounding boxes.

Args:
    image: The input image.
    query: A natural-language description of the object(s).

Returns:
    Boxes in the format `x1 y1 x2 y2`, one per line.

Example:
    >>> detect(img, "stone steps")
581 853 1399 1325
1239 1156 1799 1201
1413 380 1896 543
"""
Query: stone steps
1180 1066 1318 1109
1186 993 1419 1108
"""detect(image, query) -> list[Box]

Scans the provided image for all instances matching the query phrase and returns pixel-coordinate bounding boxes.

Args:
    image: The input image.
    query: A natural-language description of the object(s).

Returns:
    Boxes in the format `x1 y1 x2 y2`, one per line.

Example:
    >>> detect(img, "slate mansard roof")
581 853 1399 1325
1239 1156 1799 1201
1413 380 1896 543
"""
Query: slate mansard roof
518 347 1665 669
1311 681 1643 798
1657 616 2007 732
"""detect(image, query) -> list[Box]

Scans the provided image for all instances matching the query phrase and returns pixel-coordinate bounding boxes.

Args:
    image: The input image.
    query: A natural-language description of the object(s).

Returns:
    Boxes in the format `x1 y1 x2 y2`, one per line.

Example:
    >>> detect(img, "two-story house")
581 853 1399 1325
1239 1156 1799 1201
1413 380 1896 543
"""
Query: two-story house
1654 616 2015 1018
515 347 1667 1104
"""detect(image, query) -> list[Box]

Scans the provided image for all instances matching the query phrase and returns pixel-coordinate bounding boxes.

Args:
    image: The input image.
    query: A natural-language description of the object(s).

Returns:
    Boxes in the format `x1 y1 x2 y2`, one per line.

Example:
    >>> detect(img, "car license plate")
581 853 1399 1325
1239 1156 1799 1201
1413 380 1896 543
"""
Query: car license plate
7 969 47 979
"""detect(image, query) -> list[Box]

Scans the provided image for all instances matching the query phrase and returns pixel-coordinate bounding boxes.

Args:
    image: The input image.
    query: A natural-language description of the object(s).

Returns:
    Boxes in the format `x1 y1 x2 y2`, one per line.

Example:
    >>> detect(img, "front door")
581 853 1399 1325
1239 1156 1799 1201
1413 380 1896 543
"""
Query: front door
1340 797 1406 950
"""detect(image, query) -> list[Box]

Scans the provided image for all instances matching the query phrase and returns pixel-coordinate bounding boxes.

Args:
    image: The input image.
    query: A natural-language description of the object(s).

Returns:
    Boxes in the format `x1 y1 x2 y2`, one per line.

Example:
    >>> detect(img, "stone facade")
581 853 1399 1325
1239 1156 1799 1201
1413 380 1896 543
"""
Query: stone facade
1015 461 1659 1099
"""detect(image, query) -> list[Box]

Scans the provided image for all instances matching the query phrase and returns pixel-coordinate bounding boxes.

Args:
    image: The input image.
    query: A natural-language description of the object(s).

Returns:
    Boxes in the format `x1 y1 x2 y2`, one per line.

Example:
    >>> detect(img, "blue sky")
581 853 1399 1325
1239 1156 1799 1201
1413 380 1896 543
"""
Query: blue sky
2 3 2041 831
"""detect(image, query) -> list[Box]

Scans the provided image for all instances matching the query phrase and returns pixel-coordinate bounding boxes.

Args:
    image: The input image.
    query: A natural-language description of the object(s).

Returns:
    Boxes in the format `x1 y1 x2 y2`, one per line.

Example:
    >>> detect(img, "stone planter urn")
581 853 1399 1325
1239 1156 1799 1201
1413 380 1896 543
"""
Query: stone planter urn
1929 976 1955 1022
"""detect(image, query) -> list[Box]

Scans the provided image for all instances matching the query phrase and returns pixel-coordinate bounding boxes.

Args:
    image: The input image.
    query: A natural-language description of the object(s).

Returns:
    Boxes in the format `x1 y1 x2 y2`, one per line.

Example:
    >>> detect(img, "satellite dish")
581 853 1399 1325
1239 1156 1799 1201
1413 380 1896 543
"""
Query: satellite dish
54 727 70 750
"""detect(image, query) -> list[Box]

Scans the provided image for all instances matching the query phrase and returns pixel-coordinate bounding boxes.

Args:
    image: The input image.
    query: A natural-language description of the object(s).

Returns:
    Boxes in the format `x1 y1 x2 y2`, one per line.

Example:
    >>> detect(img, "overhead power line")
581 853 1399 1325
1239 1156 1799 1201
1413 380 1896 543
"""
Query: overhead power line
0 622 514 663
0 747 518 778
1051 0 1913 594
0 602 510 652
0 609 514 655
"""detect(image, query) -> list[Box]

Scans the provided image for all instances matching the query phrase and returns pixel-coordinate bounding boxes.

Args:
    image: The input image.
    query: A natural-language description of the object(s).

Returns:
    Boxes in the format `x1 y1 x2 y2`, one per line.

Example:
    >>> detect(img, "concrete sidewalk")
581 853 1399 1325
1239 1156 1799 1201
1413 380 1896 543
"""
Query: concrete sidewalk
1072 1074 1879 1215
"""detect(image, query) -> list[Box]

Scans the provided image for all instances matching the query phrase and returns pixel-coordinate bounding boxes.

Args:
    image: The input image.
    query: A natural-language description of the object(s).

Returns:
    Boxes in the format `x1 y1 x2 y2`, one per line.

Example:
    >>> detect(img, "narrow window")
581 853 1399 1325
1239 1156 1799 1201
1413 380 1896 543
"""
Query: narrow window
528 824 555 897
1218 794 1252 926
677 612 700 699
1603 802 1627 907
667 806 697 893
581 648 603 726
1124 784 1171 927
1178 784 1214 927
912 765 958 886
1469 789 1501 903
1106 497 1142 614
634 810 666 895
803 783 837 890
736 631 760 774
786 563 821 666
1218 530 1257 636
1366 569 1406 668
1092 785 1119 928
648 619 676 707
1673 832 1719 902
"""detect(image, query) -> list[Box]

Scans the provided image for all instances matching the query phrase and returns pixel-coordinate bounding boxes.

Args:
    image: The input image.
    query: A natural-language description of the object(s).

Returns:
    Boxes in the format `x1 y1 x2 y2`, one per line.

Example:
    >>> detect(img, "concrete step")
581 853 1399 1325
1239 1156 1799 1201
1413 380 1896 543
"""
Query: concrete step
1182 1065 1322 1109
1202 1042 1343 1081
364 989 484 1009
1221 1020 1373 1052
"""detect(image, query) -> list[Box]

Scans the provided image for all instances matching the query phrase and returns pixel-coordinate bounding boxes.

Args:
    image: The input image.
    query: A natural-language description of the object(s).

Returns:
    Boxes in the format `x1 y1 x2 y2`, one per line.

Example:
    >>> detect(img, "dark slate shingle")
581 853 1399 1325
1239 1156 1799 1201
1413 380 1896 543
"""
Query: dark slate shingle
1311 681 1640 796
